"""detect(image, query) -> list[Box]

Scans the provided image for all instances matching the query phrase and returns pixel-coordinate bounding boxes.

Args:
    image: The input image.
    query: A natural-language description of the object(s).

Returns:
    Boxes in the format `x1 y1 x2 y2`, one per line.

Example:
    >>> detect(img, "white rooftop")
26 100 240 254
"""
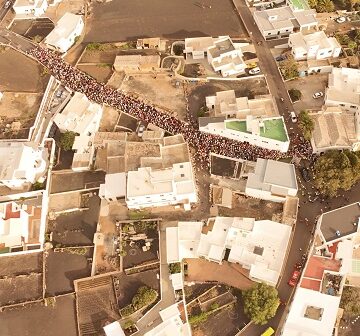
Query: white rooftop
282 287 340 336
99 173 126 200
44 13 83 50
246 158 298 196
103 321 125 336
289 31 340 52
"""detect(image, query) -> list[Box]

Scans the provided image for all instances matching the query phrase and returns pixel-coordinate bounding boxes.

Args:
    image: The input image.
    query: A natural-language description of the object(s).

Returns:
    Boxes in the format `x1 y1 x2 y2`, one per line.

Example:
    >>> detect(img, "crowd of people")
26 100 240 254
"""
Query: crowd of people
27 46 312 166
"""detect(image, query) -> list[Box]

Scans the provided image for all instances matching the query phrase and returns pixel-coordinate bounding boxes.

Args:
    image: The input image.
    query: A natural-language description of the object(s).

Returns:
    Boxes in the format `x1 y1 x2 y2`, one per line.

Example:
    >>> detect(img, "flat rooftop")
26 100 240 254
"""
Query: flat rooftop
225 118 288 142
320 203 360 242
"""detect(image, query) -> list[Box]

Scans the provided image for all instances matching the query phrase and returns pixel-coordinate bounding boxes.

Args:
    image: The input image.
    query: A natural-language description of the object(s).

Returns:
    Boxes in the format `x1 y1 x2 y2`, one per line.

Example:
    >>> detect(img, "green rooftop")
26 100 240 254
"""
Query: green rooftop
288 0 310 10
225 118 288 142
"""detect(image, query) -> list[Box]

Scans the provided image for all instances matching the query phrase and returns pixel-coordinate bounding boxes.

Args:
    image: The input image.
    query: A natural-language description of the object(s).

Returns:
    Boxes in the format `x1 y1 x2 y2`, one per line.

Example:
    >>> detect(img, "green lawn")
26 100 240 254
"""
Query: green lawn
288 0 310 10
225 118 288 142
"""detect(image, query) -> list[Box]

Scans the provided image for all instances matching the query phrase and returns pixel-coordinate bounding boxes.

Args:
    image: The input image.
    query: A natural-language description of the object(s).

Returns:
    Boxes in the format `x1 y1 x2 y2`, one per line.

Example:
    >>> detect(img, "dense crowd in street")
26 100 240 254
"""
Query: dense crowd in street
27 46 312 165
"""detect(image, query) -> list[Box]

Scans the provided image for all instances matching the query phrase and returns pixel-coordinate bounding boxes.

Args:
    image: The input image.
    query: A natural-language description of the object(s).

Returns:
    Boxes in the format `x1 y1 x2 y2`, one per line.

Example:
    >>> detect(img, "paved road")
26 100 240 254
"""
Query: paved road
0 0 12 22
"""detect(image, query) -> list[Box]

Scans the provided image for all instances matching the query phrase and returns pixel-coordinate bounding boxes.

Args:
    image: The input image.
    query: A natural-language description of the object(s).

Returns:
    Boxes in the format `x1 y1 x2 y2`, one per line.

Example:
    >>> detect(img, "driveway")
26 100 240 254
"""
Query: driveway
285 74 328 113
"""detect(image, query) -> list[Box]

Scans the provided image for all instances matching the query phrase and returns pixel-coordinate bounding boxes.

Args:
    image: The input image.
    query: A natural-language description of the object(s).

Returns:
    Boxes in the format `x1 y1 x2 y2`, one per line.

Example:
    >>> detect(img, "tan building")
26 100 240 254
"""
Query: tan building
113 55 161 72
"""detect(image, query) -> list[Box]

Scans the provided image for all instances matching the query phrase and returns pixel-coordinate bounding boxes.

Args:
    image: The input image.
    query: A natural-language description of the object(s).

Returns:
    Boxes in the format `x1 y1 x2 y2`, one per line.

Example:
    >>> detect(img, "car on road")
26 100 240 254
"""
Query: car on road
312 91 323 99
300 167 311 182
4 1 11 8
137 124 145 137
288 269 301 287
249 67 260 75
335 16 346 23
290 111 297 123
261 327 275 336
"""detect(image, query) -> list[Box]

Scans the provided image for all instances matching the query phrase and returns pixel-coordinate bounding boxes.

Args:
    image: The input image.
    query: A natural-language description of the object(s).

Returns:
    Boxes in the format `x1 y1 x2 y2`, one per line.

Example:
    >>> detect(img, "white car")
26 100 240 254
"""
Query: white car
4 1 11 8
312 92 323 99
290 111 297 123
249 67 260 75
335 16 346 23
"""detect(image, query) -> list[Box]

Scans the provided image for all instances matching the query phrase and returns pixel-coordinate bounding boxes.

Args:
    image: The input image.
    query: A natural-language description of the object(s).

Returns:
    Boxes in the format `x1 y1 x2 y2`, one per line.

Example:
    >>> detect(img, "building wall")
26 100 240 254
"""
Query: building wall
245 187 288 202
13 0 48 16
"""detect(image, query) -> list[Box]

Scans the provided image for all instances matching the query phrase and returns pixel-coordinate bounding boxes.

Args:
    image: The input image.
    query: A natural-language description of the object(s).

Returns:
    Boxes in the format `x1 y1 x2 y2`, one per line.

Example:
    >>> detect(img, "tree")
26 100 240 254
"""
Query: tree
340 286 360 316
298 110 314 140
308 0 318 8
313 150 360 196
58 131 76 151
316 0 335 12
242 283 280 325
288 89 302 102
348 40 358 50
169 262 181 274
132 286 157 310
279 56 299 80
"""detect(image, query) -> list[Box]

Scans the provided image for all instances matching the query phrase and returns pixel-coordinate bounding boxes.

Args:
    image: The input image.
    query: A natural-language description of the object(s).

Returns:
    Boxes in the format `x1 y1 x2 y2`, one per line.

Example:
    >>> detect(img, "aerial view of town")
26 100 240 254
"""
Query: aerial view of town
0 0 360 335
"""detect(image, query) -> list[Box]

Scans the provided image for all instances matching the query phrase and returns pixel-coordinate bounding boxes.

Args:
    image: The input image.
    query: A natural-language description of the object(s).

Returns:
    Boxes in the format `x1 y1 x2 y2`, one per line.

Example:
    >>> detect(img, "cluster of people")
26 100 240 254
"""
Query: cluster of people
27 46 312 166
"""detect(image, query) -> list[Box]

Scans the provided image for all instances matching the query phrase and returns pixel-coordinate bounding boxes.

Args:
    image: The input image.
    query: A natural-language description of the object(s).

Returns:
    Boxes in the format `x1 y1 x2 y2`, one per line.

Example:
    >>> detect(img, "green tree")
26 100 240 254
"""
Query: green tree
316 0 335 11
279 56 299 80
132 286 157 310
313 150 360 196
298 110 315 140
169 262 181 274
348 40 357 50
242 283 280 325
340 286 360 316
308 0 318 8
288 88 302 102
58 131 76 151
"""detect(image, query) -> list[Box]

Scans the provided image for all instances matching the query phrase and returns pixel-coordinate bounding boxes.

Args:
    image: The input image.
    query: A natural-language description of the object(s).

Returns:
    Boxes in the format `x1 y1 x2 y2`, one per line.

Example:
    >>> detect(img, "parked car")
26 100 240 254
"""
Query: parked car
312 91 324 99
275 55 286 62
300 167 311 182
335 16 346 23
288 269 301 287
137 124 145 137
55 89 63 98
261 327 275 336
290 111 297 123
4 1 11 8
249 67 260 75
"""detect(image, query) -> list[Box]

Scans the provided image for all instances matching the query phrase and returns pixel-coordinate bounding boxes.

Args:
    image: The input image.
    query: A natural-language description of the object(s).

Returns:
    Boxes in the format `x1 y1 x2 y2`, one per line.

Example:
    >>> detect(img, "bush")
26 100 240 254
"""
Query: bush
173 44 185 56
86 43 102 51
188 311 209 325
288 89 302 102
279 56 299 80
120 305 135 317
132 286 157 310
169 262 182 274
58 131 76 151
340 286 360 316
298 110 314 140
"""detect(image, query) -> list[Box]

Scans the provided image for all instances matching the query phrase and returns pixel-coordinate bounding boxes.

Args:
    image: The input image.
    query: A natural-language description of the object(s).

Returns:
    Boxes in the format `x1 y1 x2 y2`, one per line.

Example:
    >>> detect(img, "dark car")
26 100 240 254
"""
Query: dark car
300 167 311 182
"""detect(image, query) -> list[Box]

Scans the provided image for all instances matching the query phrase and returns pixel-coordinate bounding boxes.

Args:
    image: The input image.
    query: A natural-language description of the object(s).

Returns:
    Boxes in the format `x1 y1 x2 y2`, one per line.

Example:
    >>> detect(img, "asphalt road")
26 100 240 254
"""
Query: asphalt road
0 0 12 22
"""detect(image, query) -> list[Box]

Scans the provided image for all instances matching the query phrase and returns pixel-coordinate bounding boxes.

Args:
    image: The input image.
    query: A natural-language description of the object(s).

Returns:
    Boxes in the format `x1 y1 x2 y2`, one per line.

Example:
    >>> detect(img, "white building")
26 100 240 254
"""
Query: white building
205 90 278 119
254 7 318 40
207 36 247 77
199 116 290 152
44 13 84 53
289 31 341 61
103 321 125 336
99 173 126 202
245 158 298 202
184 37 215 60
0 142 48 190
167 217 292 286
13 0 48 16
282 287 341 336
0 199 44 255
310 107 360 153
144 302 191 336
325 67 360 112
126 162 197 210
54 92 102 135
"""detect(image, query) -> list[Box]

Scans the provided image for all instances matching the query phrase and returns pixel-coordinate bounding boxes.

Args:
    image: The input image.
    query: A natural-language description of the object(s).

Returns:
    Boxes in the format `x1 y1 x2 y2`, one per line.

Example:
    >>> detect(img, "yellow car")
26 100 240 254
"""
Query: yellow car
261 327 275 336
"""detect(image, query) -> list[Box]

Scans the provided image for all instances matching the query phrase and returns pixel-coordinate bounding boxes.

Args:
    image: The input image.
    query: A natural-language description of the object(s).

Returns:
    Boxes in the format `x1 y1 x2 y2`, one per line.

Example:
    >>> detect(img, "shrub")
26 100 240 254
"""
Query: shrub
169 262 181 274
58 131 76 151
288 89 302 102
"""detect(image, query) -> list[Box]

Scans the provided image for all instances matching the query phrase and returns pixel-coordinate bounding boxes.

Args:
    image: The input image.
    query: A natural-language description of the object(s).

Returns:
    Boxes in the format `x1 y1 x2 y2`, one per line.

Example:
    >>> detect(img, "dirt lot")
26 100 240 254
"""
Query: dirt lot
117 111 139 131
187 78 269 120
0 92 42 139
120 74 187 119
49 196 101 246
0 47 49 92
85 0 247 42
10 18 54 41
0 273 42 306
0 252 43 277
0 294 78 336
77 64 113 83
45 248 93 296
99 105 119 131
219 195 284 221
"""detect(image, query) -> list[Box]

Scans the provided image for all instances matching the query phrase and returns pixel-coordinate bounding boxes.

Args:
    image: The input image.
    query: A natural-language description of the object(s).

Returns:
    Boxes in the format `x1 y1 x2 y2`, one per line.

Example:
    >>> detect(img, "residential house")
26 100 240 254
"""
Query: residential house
199 115 290 152
0 142 48 190
44 13 84 53
166 217 292 286
310 107 360 153
13 0 48 16
254 6 318 40
126 162 197 210
113 55 161 72
325 67 360 112
184 36 215 59
99 173 126 203
289 31 341 61
245 158 298 202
